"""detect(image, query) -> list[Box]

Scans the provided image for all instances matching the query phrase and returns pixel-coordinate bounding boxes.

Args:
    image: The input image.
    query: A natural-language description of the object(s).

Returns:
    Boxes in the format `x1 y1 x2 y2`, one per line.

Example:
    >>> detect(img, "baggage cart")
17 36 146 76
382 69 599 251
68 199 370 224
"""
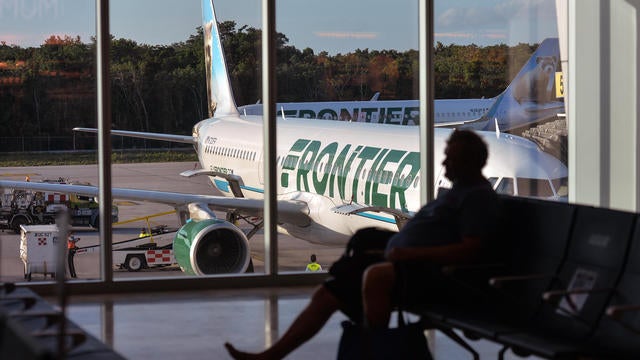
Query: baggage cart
19 224 61 281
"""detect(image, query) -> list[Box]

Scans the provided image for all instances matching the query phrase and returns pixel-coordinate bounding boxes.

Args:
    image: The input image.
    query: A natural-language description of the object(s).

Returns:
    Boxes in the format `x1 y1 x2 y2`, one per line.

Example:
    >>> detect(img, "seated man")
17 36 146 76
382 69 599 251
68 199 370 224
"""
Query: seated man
225 129 500 360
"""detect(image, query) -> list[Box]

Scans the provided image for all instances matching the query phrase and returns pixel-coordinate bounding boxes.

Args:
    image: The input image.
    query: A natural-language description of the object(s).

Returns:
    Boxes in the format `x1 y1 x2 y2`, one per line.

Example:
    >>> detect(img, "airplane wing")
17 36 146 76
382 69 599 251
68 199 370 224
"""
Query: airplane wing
0 180 311 227
433 116 486 128
73 127 196 145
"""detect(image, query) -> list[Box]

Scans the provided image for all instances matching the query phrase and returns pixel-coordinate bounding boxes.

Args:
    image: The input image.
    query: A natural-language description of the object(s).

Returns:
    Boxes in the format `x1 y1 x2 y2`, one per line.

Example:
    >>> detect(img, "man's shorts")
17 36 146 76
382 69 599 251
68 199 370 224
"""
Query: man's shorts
324 258 471 322
392 260 468 308
323 227 395 323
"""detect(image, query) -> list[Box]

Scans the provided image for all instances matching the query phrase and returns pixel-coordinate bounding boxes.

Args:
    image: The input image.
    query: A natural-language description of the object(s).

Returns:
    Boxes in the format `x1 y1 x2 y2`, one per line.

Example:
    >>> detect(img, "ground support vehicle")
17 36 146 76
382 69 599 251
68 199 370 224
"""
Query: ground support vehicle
0 179 119 232
112 245 176 272
75 225 178 272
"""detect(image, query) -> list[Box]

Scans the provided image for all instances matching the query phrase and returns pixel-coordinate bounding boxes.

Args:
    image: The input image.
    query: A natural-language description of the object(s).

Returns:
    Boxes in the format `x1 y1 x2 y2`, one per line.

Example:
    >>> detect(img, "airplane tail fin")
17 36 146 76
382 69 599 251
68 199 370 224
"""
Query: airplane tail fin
503 38 562 104
478 38 564 131
201 0 239 118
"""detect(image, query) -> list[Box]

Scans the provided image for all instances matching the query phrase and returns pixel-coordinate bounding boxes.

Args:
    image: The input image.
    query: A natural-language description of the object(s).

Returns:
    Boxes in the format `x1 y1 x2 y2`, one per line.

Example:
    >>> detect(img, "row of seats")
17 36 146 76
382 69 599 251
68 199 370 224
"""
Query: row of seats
0 283 126 359
410 195 640 360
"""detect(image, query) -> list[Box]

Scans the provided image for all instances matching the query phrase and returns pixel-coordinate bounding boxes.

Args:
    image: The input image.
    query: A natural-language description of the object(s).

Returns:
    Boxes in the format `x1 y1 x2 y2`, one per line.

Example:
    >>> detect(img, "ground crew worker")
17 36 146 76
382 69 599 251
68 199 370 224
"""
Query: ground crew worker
67 234 79 278
139 227 150 238
305 254 322 272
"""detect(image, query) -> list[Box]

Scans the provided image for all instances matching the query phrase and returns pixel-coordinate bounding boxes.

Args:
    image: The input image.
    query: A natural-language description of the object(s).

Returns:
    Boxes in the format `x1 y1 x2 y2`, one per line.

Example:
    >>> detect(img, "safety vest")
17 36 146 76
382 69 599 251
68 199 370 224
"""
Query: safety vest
305 262 322 272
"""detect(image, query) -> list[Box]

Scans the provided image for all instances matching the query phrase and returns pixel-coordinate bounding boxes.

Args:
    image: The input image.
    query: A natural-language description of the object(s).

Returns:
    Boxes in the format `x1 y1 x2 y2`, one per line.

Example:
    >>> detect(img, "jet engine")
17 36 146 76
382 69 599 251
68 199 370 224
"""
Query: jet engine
173 218 250 275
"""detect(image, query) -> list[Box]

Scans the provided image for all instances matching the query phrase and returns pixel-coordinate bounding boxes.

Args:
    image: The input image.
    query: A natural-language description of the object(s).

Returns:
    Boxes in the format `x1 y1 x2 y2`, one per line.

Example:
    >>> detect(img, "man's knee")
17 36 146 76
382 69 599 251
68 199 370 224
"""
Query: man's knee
363 262 395 296
310 285 340 311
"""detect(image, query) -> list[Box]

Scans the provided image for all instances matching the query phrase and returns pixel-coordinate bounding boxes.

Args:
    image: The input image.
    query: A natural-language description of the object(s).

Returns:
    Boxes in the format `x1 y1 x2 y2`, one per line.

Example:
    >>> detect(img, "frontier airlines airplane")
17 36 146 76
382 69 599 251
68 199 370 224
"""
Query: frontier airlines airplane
0 0 568 275
239 38 564 132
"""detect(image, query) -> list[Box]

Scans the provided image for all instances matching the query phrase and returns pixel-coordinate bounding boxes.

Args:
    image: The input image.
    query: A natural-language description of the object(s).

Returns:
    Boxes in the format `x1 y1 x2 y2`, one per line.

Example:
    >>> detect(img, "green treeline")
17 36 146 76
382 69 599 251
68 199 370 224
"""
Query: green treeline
0 21 537 139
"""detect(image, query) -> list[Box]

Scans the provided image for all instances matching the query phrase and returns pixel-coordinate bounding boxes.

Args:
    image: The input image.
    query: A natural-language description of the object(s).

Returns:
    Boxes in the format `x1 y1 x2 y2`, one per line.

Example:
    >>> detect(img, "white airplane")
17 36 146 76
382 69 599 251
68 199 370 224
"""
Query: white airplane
239 38 563 132
0 0 568 276
239 95 494 125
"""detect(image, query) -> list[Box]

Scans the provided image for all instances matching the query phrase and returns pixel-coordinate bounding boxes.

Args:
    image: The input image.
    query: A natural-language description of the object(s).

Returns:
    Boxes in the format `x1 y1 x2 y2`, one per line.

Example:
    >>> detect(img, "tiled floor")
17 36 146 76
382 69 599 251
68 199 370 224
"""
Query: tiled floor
51 286 534 360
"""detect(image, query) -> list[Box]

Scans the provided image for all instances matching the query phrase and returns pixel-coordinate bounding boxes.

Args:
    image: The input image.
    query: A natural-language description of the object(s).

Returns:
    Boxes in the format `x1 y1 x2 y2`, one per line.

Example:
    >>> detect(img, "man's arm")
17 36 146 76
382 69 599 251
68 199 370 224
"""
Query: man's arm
385 236 483 264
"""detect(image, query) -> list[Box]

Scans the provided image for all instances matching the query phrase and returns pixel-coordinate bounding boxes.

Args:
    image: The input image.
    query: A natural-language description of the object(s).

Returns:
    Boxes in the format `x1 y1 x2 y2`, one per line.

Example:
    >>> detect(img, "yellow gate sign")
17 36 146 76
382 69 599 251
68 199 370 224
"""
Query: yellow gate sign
555 71 564 98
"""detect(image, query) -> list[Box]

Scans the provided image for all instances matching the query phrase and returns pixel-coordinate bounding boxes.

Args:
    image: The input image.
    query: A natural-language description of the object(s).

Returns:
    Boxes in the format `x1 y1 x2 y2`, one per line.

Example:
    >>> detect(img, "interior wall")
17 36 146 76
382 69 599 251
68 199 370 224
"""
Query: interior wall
568 0 639 211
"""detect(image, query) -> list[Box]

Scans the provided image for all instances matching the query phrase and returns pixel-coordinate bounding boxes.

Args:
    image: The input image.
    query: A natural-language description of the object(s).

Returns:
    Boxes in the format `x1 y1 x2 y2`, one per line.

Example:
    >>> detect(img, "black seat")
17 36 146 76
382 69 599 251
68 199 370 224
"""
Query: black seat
413 197 576 359
426 197 576 336
495 205 636 359
1 314 55 360
0 287 126 359
580 216 640 359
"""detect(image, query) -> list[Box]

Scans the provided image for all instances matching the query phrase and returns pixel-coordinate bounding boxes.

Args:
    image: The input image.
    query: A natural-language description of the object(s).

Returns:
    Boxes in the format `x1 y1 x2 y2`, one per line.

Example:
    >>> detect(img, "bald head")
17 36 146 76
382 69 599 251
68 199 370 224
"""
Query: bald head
442 130 488 182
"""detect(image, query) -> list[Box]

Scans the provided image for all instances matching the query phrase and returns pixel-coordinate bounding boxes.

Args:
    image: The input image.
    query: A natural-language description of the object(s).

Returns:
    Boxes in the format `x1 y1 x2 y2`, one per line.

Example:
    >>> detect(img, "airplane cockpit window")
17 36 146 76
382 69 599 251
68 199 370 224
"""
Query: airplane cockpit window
552 177 569 197
488 177 499 187
495 177 514 195
516 177 554 198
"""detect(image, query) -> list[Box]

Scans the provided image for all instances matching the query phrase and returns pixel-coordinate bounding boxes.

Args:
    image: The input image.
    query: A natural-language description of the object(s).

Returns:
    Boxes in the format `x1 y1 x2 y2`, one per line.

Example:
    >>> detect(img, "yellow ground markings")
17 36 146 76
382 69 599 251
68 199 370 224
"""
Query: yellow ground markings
112 210 177 226
0 173 39 178
113 200 139 206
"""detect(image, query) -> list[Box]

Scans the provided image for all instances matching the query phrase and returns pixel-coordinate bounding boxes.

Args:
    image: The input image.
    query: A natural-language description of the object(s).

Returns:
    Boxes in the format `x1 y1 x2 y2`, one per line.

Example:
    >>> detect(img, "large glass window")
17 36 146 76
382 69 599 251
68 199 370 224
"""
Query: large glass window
434 0 566 201
0 0 575 288
273 0 420 273
0 0 98 284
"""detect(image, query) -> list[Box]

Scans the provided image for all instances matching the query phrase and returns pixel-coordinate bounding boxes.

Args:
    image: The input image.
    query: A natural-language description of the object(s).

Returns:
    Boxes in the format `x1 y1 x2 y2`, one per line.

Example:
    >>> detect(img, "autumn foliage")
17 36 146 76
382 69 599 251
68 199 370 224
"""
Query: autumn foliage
0 21 536 140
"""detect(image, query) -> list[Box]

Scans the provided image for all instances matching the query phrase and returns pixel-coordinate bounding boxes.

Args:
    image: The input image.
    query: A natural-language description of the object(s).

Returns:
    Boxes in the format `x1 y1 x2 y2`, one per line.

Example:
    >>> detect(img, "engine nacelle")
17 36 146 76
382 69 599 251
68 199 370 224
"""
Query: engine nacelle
173 219 250 275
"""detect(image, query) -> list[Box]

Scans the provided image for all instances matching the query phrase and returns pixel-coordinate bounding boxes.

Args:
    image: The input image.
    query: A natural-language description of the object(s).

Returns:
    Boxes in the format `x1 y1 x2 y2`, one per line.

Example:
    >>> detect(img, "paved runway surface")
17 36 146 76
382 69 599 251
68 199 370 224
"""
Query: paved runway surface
0 162 343 282
1 162 538 359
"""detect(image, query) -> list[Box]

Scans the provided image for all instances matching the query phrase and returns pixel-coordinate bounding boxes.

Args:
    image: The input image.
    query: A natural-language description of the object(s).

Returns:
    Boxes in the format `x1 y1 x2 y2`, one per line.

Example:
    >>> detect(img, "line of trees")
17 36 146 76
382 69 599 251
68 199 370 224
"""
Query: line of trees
0 21 537 140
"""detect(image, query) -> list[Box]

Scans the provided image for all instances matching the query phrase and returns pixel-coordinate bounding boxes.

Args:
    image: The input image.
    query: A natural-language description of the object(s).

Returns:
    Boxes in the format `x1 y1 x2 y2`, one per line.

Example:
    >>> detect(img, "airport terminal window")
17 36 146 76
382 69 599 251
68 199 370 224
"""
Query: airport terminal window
0 0 579 289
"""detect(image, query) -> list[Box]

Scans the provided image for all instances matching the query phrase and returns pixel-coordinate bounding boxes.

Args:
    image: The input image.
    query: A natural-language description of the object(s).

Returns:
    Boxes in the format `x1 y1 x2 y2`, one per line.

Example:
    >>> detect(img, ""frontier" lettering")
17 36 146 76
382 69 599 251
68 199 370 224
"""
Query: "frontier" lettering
280 139 420 211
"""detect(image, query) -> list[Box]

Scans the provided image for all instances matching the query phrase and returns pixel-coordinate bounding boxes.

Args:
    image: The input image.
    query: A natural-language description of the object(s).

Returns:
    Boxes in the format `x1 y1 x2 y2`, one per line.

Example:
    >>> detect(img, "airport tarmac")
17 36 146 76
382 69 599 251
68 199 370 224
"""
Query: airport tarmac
0 162 540 359
0 162 343 283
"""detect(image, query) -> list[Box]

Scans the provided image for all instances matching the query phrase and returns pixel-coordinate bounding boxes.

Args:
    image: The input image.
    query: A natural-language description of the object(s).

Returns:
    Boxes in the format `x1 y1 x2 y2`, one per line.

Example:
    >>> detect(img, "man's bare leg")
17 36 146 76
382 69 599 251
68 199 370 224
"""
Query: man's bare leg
363 262 396 328
225 285 341 360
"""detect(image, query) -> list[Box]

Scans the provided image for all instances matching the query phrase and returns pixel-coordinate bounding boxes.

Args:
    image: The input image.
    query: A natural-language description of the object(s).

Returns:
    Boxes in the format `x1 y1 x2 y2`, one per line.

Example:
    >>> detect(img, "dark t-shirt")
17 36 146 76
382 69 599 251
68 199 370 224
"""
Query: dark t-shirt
385 179 499 255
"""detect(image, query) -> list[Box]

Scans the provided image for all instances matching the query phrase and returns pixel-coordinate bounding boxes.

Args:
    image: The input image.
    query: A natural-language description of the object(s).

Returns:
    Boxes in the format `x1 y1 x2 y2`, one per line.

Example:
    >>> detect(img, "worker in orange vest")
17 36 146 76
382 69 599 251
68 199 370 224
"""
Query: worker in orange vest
67 234 79 278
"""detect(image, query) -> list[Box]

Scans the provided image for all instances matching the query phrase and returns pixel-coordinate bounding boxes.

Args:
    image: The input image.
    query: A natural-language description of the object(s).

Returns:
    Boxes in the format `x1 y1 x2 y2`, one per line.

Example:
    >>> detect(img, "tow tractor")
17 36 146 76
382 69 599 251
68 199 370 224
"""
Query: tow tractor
75 211 179 272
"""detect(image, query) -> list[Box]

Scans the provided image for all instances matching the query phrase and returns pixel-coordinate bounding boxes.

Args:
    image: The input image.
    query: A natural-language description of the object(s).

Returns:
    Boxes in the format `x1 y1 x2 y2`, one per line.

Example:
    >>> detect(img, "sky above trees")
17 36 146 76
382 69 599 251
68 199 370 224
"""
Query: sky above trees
0 0 558 54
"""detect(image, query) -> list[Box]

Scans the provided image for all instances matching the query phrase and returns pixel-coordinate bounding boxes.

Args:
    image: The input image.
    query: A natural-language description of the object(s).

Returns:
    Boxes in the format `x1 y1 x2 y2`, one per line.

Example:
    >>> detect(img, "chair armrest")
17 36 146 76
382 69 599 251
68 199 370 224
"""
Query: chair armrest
542 287 614 315
1 282 16 295
11 311 65 328
489 273 555 289
605 304 640 334
31 328 87 349
442 263 505 276
0 296 37 311
543 287 613 302
606 304 640 319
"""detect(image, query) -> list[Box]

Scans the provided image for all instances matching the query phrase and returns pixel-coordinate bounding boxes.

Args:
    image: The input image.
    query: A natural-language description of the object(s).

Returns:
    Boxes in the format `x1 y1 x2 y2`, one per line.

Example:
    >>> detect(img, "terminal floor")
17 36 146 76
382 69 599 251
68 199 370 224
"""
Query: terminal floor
46 286 542 360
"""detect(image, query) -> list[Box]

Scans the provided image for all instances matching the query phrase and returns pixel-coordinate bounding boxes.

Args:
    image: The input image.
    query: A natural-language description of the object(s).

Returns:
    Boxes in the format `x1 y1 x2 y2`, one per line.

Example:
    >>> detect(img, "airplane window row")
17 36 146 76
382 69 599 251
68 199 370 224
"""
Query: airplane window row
435 109 489 118
205 145 257 162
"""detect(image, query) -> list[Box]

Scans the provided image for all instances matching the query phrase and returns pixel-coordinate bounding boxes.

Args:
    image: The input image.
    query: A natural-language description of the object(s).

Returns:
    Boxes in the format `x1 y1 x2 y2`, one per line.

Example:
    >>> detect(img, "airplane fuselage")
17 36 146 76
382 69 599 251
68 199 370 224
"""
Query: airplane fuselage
194 115 567 244
240 98 495 125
